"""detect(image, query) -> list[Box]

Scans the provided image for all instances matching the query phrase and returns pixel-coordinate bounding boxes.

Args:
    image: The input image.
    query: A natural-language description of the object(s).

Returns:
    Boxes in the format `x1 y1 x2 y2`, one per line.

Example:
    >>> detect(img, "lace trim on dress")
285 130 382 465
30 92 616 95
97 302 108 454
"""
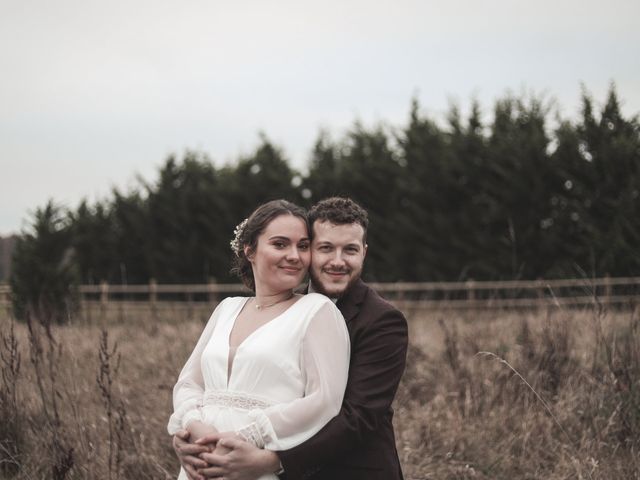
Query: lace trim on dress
202 390 274 410
235 422 265 448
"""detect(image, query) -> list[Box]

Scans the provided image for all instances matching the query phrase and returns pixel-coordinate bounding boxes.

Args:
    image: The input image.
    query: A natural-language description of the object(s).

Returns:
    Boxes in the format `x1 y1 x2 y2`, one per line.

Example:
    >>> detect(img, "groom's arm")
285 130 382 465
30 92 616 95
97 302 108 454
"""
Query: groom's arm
277 307 408 478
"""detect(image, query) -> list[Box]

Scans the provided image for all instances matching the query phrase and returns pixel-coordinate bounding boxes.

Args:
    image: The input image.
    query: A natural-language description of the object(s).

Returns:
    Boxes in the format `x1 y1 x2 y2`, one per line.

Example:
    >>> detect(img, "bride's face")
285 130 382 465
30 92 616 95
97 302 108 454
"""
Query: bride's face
247 214 310 294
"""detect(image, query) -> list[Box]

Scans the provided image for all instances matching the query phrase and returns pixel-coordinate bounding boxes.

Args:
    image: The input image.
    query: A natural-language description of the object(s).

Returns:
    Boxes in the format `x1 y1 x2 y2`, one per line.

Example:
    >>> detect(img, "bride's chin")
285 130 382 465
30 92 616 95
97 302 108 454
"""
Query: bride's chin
278 278 304 290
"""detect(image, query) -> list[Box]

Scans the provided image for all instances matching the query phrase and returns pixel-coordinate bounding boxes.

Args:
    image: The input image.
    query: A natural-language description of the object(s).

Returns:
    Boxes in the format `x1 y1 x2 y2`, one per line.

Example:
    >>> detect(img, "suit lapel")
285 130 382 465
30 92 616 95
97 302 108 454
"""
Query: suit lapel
337 279 367 325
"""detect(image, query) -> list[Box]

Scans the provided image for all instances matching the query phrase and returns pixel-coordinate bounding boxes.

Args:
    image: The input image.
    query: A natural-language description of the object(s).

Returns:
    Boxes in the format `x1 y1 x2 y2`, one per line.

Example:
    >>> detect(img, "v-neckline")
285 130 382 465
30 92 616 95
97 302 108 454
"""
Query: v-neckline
225 295 304 386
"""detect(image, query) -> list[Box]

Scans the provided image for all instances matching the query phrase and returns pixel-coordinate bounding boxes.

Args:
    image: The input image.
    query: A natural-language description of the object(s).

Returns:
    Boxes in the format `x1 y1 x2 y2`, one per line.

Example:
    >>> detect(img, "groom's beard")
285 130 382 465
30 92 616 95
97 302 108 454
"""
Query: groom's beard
309 265 361 299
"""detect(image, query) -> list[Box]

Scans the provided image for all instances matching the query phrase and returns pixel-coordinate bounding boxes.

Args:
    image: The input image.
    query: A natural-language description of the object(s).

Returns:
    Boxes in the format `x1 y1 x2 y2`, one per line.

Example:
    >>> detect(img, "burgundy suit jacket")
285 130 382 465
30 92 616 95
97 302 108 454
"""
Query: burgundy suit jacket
277 279 408 479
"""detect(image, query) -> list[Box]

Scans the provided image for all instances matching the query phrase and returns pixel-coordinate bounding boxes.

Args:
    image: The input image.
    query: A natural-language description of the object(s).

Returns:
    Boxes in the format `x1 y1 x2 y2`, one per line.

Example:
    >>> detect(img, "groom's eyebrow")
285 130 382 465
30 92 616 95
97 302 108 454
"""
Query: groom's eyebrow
315 240 333 246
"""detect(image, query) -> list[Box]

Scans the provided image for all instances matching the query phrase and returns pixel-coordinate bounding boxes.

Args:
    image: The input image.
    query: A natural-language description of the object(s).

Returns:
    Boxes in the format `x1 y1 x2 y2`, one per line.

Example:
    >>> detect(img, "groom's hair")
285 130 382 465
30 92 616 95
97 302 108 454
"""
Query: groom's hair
308 197 369 243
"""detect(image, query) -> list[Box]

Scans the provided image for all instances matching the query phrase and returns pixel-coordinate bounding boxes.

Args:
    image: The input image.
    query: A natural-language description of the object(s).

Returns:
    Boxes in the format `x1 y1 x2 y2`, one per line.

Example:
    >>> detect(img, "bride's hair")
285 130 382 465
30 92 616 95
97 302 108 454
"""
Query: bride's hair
230 199 308 291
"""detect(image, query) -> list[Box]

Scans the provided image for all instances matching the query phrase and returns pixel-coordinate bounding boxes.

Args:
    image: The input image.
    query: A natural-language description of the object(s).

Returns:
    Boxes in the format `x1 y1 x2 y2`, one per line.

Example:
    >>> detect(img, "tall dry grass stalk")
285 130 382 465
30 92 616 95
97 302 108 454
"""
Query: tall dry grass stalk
25 309 75 479
0 319 21 476
96 329 127 480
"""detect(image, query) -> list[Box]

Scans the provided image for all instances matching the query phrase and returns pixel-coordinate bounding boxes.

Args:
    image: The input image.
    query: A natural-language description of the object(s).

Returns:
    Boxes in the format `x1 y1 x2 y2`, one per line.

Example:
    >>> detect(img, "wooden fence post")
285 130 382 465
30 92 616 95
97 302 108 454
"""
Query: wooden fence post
466 279 475 305
150 278 158 320
536 278 545 306
0 286 10 318
83 285 91 324
604 274 612 304
208 277 217 304
100 281 109 321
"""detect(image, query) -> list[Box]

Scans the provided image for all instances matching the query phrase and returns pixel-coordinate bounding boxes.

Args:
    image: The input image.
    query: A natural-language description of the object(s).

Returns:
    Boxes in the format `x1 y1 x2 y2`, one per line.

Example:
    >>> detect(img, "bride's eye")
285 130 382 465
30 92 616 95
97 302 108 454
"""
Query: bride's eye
298 241 310 251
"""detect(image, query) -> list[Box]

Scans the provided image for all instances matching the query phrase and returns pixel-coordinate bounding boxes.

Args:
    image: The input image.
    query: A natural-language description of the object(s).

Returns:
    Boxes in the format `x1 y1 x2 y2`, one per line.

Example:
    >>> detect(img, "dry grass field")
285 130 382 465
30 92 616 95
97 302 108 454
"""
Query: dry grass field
1 302 638 479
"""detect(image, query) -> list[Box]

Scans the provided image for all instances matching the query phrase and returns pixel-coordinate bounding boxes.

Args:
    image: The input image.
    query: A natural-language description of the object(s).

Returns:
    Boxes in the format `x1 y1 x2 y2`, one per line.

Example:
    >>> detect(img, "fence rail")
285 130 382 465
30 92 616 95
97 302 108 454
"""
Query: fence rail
1 276 639 312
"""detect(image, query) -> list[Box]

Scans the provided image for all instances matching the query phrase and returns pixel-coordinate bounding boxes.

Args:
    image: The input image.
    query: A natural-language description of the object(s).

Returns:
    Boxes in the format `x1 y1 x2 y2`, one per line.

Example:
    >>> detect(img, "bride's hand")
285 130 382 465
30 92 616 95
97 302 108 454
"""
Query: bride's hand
196 434 281 480
186 421 219 449
211 431 243 456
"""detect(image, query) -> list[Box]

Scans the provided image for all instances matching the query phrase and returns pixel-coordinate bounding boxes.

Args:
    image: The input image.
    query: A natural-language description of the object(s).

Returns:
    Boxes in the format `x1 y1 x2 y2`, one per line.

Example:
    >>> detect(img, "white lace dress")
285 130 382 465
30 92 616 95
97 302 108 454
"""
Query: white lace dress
167 293 350 480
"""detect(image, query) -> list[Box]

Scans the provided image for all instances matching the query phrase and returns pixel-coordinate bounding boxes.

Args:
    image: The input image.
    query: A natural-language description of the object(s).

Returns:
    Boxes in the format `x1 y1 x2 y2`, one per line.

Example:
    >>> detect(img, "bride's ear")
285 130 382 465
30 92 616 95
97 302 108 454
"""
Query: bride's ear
244 245 255 262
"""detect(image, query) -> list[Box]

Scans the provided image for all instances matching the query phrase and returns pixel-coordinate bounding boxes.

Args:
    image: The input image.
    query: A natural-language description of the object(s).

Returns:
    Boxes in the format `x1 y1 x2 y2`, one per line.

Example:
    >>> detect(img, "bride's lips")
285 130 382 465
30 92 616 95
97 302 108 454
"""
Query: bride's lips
280 266 303 273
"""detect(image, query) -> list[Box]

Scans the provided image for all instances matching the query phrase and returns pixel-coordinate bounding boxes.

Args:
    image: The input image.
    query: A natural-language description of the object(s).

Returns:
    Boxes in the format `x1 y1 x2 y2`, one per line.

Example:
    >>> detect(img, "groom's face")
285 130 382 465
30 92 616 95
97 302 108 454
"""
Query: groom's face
309 220 367 298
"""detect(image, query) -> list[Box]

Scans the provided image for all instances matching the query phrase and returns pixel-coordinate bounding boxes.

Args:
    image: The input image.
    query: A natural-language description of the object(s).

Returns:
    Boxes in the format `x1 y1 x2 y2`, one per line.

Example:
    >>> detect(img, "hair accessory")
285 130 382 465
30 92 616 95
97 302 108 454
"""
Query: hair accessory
230 218 249 257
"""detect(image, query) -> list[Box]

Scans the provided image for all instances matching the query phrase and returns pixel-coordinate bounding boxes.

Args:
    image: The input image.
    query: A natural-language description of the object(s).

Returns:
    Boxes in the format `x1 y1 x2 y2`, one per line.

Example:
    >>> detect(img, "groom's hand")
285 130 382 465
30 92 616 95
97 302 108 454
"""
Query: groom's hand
173 429 211 480
196 435 281 480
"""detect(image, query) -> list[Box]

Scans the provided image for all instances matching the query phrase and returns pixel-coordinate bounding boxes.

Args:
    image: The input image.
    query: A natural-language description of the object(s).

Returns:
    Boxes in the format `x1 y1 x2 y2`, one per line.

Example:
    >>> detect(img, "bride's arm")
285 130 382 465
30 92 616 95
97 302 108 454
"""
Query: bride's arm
236 299 350 450
168 300 228 435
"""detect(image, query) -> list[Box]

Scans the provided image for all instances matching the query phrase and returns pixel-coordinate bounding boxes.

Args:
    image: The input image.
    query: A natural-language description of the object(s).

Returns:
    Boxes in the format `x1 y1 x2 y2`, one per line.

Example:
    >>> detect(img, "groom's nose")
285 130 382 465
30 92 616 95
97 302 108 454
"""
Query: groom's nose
328 250 346 267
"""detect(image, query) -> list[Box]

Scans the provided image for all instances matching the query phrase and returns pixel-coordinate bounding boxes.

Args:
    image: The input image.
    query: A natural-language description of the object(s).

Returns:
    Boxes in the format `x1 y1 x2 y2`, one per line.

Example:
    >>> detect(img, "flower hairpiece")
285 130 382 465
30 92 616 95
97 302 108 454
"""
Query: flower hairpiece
230 218 249 257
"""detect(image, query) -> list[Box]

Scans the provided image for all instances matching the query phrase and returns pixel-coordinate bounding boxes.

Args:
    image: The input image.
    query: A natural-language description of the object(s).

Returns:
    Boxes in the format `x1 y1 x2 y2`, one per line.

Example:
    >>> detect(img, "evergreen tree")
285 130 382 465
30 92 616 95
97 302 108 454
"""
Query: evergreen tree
303 131 342 204
70 200 116 284
146 152 231 283
335 123 404 280
10 201 78 323
109 189 151 284
398 99 453 280
571 85 640 276
443 100 491 279
483 94 558 279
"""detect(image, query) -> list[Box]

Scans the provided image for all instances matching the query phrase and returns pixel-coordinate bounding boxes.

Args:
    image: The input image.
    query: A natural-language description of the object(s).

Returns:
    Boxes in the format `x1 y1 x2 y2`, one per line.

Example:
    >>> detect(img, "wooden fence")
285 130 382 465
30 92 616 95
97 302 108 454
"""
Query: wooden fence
1 276 639 314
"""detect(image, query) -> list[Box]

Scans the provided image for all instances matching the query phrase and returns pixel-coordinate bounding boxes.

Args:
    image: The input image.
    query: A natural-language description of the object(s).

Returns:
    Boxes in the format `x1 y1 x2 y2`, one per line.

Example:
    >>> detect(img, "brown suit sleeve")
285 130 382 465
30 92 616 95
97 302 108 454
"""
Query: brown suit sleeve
276 306 408 479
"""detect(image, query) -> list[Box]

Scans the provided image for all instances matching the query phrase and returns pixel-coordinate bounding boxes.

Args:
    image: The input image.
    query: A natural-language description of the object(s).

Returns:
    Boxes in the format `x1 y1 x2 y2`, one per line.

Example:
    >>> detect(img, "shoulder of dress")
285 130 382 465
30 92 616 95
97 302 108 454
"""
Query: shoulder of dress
226 295 250 303
297 293 341 321
303 292 333 304
304 293 341 311
212 296 248 312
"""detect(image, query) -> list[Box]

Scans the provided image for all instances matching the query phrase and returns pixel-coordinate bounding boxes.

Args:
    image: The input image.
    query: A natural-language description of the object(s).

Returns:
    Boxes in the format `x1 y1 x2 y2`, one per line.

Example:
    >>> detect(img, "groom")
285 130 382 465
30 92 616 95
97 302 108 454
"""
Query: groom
174 197 408 479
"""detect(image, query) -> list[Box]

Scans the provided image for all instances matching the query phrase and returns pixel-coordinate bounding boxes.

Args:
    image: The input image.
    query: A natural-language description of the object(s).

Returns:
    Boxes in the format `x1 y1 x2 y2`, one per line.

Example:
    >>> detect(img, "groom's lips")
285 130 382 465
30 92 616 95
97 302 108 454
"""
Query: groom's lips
324 269 349 278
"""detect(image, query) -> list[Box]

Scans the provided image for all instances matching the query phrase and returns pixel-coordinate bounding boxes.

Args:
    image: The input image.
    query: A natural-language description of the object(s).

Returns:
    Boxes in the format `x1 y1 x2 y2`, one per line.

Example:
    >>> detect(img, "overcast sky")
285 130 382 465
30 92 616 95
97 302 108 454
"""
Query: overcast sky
1 0 639 235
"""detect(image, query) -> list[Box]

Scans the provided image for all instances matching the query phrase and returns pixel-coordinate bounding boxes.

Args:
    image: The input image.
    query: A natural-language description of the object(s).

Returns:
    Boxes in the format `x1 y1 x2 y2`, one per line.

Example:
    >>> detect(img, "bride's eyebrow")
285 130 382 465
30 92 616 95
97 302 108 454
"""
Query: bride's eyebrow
268 235 309 241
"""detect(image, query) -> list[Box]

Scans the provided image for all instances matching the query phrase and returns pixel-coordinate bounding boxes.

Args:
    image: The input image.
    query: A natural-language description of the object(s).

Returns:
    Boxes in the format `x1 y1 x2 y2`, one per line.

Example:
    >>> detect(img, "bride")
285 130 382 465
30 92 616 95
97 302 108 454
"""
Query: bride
167 199 350 480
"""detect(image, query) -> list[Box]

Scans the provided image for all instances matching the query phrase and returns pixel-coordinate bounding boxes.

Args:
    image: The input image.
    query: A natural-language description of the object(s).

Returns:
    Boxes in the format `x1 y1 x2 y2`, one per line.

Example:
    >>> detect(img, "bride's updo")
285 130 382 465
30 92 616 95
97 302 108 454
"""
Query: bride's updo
230 199 308 291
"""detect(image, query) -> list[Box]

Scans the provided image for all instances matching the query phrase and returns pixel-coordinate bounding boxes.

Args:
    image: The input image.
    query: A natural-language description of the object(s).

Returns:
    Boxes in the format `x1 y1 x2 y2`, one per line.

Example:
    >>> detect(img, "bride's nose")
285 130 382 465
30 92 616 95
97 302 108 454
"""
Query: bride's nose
285 246 301 262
